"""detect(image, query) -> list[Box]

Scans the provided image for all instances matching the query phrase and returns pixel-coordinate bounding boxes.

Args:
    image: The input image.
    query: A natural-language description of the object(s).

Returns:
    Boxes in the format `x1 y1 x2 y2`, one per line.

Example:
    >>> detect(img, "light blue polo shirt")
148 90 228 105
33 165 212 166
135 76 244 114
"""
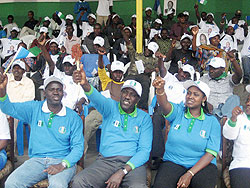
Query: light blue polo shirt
163 103 221 168
0 95 84 168
85 85 153 170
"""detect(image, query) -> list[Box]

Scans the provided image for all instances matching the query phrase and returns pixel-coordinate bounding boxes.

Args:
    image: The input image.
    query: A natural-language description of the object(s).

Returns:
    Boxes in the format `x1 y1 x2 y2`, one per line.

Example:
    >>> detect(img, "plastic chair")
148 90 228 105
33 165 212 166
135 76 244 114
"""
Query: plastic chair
16 121 30 156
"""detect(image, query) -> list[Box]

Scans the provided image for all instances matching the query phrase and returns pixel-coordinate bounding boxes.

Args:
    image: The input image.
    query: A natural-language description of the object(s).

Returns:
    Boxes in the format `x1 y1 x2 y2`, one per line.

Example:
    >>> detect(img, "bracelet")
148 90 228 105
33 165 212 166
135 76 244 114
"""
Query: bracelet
156 90 165 96
187 170 195 176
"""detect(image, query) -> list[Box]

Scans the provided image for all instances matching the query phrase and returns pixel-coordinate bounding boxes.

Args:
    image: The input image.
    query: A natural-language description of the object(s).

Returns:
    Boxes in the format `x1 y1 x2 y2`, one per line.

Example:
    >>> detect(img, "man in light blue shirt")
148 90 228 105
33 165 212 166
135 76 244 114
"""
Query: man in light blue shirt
0 76 84 188
72 66 153 188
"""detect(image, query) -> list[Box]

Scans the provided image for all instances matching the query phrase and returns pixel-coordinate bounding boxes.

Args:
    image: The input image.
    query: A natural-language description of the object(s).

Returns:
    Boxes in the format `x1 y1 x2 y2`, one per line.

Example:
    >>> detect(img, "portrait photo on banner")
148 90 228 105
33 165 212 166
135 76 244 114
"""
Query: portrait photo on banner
196 32 210 46
164 0 177 16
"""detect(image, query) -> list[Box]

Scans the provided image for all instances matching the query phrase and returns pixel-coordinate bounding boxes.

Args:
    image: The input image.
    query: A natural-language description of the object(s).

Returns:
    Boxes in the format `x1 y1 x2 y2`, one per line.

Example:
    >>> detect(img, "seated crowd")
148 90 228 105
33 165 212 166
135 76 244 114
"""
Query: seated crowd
0 1 249 188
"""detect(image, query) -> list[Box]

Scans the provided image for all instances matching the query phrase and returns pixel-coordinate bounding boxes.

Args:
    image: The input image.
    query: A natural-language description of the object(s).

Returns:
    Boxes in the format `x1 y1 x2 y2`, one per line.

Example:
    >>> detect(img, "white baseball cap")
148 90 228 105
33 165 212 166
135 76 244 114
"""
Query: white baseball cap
112 14 120 20
181 64 195 81
44 75 64 89
246 85 250 93
121 80 142 97
88 13 96 20
147 42 159 54
11 59 26 71
207 13 214 18
40 27 48 33
50 39 59 46
123 26 132 33
154 18 162 25
181 33 193 41
183 80 210 98
208 57 226 68
111 61 125 73
44 16 51 22
209 31 220 39
183 11 189 16
131 14 136 18
93 36 104 47
227 23 236 29
63 55 76 66
66 14 74 20
11 27 20 32
145 7 152 12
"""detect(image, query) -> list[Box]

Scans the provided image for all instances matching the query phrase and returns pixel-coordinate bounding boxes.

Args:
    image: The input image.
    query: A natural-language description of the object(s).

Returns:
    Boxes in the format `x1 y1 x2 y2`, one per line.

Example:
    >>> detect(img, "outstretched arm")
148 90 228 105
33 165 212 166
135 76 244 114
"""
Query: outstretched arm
228 51 242 84
194 3 201 23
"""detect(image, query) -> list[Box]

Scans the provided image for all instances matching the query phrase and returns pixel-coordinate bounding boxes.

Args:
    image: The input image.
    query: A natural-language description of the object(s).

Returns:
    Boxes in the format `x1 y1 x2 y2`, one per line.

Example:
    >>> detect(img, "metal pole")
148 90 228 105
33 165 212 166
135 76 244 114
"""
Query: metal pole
136 0 143 53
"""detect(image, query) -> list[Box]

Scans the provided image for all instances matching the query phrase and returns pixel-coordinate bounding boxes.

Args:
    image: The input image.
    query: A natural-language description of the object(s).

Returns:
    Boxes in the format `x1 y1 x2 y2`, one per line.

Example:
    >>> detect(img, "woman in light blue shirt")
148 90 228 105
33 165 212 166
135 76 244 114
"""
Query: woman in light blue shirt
153 77 221 188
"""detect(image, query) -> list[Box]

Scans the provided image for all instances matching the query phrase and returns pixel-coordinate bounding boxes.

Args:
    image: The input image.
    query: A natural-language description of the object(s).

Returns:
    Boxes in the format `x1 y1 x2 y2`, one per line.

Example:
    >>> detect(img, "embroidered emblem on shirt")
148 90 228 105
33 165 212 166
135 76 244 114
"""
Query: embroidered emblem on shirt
200 130 206 138
134 126 139 133
113 120 120 127
37 120 43 127
59 126 66 134
174 124 181 130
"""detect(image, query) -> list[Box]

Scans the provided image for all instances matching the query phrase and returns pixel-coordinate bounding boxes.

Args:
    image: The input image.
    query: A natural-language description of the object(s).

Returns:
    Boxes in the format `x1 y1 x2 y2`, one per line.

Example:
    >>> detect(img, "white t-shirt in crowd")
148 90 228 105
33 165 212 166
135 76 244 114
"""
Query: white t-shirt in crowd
43 54 61 80
163 71 187 104
223 113 250 170
80 22 94 40
241 33 250 57
220 33 237 52
0 38 21 59
199 20 220 37
0 109 10 140
4 23 18 38
96 0 113 16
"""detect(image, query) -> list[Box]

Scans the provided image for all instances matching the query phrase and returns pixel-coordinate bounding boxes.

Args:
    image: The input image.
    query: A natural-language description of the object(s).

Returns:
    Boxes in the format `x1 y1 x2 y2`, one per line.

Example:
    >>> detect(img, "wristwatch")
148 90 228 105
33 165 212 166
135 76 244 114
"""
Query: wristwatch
61 161 67 169
122 168 128 175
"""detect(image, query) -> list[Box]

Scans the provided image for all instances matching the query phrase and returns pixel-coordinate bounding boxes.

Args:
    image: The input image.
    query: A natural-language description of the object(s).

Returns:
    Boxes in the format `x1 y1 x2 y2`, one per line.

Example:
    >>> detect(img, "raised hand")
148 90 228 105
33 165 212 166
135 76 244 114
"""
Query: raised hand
191 26 199 36
73 64 87 86
231 106 243 122
97 46 107 56
155 51 166 59
152 77 165 90
227 51 236 62
171 39 177 48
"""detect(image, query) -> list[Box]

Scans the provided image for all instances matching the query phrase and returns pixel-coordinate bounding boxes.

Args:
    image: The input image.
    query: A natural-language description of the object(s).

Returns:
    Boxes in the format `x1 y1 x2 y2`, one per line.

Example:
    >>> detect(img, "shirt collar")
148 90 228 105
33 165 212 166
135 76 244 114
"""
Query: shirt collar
42 100 66 116
8 74 25 84
185 107 205 120
118 102 137 117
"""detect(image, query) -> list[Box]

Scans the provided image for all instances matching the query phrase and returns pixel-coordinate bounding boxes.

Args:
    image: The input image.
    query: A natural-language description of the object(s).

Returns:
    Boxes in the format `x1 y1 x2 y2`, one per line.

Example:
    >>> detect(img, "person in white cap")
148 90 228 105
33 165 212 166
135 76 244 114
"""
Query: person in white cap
3 15 18 38
113 26 136 64
6 59 35 154
72 66 152 188
198 12 220 35
149 19 162 40
83 49 125 157
143 7 154 38
34 17 53 39
74 0 91 24
1 74 84 188
53 55 88 112
165 33 198 74
229 16 247 43
183 11 193 25
19 10 39 37
153 28 171 55
124 31 159 110
96 0 113 26
194 3 207 27
129 14 136 38
79 13 96 40
81 35 110 89
0 20 7 39
200 56 242 118
223 84 250 188
152 76 220 188
151 54 196 168
162 10 176 33
82 23 111 54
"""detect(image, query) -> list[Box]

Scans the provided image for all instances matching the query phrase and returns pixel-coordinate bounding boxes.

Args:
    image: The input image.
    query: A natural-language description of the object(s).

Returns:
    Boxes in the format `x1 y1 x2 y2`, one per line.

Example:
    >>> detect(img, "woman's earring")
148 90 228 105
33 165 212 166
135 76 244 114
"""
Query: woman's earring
202 101 205 106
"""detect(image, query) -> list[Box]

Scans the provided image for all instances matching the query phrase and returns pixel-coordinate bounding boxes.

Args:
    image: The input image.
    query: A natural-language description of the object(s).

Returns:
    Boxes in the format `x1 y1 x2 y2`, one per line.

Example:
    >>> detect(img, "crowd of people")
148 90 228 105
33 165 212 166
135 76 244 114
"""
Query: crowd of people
0 0 249 187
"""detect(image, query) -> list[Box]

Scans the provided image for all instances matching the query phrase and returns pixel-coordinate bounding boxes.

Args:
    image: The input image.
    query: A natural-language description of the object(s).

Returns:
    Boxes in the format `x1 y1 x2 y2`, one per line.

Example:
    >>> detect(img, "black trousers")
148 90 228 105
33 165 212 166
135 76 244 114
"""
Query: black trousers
229 168 250 188
151 106 165 158
153 161 218 188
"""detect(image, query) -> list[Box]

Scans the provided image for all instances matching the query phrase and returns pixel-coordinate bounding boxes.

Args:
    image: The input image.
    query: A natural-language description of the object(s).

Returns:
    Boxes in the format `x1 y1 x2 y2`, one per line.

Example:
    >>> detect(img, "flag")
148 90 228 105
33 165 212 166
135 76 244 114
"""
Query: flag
198 0 208 5
153 0 162 15
15 46 41 60
56 11 65 19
